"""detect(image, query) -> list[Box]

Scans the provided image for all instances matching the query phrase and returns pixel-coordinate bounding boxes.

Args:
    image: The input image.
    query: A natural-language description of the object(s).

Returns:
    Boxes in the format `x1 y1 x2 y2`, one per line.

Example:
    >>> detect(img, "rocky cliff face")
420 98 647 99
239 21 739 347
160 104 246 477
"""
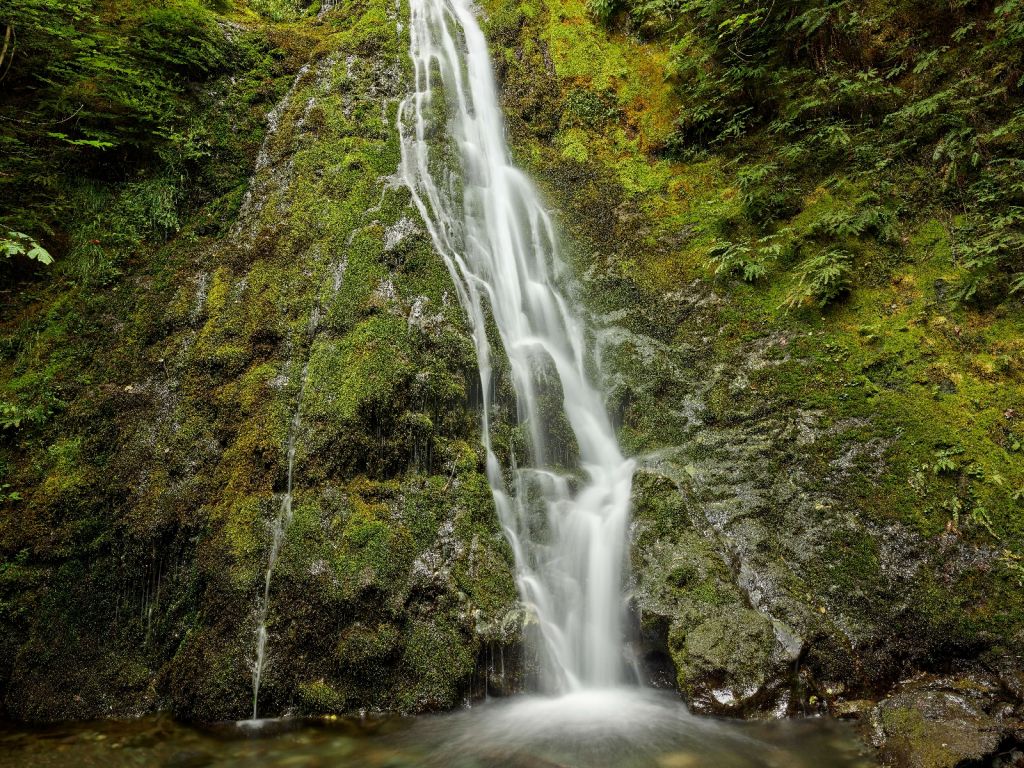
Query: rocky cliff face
1 0 518 723
2 0 1023 765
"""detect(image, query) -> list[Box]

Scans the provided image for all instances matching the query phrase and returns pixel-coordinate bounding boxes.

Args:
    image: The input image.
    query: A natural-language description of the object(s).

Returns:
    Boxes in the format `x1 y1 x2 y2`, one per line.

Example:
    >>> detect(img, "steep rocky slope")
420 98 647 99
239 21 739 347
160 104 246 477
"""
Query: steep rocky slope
1 0 518 722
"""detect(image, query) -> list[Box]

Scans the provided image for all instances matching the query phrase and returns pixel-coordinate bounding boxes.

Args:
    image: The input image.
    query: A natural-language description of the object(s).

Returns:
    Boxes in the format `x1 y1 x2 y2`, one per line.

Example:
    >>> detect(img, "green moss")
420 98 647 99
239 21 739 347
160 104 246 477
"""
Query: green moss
398 618 475 710
336 492 416 602
38 438 86 499
303 314 414 425
297 678 349 712
668 603 775 694
223 495 269 581
876 697 1000 768
337 621 401 665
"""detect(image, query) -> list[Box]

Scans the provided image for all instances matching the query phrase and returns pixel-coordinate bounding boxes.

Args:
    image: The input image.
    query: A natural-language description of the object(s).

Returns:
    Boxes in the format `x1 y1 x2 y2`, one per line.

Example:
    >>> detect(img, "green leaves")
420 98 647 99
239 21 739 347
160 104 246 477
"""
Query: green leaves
2 231 53 265
932 447 962 476
1 0 304 299
648 0 1024 308
737 161 801 224
46 132 115 150
587 0 619 23
707 239 772 282
0 403 27 430
135 1 228 77
717 11 765 38
783 248 853 310
1 0 237 237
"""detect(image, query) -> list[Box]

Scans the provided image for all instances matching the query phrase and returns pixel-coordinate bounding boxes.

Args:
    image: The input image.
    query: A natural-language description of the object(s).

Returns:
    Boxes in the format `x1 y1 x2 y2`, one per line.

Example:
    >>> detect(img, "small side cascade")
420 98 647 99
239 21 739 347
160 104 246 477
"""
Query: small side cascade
249 361 305 721
239 56 351 722
248 288 343 720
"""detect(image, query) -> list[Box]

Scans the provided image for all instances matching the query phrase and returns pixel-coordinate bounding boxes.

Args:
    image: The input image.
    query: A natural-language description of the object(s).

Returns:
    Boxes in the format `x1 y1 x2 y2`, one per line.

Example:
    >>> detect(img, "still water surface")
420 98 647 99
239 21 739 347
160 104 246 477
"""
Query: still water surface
0 689 873 768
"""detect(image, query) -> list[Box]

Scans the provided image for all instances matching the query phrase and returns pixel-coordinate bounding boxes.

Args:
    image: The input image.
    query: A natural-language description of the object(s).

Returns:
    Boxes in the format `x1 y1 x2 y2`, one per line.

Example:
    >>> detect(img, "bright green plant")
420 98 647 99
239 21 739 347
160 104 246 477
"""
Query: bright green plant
707 239 772 282
2 232 52 265
737 162 801 224
783 248 853 309
592 0 1024 307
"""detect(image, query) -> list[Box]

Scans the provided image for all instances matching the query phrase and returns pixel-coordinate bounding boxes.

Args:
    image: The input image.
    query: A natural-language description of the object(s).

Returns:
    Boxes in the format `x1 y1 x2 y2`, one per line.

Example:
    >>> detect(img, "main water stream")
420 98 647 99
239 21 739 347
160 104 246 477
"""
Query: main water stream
399 0 634 695
391 0 866 765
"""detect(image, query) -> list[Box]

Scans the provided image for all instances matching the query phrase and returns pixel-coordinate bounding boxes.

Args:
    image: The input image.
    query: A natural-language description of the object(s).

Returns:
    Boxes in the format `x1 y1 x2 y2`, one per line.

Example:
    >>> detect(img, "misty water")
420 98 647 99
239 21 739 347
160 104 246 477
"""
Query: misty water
399 0 635 692
0 690 872 768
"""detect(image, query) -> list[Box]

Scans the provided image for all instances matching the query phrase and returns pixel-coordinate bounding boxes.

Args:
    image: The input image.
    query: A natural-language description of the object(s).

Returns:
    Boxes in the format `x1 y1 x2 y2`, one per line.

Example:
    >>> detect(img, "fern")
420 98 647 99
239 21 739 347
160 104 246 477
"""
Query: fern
707 239 774 282
783 248 853 309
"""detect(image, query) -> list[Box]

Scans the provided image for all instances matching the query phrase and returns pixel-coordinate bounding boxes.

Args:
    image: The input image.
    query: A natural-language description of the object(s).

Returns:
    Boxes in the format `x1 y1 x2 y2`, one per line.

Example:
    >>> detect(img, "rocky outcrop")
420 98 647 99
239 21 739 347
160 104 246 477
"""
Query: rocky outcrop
869 673 1023 768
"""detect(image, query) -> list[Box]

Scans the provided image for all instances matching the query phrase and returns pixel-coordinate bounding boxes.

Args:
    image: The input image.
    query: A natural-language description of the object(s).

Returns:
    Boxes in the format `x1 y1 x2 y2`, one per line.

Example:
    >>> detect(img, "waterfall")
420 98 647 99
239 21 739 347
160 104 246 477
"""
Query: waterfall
398 0 635 691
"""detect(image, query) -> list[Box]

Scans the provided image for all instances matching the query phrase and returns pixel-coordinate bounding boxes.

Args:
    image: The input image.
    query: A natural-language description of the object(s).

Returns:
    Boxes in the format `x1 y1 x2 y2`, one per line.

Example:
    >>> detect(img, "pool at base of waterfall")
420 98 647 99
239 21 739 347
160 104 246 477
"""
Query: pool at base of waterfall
0 689 872 767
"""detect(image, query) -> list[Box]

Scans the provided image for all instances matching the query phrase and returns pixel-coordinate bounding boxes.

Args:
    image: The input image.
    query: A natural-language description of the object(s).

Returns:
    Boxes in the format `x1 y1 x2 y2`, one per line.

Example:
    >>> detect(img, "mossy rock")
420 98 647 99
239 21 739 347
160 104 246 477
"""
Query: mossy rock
873 675 1013 768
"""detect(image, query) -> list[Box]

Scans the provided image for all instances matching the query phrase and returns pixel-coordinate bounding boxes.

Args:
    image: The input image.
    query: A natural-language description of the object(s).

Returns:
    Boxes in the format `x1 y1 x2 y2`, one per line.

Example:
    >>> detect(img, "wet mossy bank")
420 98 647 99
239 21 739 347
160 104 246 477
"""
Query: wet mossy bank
479 0 1024 762
0 0 519 722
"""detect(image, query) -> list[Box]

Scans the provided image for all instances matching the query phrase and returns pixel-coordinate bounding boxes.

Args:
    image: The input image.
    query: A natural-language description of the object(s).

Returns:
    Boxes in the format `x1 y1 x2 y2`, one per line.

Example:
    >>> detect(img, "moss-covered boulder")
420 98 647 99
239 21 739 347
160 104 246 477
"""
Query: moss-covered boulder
872 674 1022 768
631 471 796 714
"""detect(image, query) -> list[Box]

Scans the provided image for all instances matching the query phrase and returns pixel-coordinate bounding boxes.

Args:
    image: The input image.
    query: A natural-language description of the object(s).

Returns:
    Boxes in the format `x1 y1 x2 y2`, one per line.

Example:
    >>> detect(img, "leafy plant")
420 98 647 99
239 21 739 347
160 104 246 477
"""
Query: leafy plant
2 232 53 265
737 162 801 224
932 447 963 475
604 0 1024 306
783 248 853 309
588 0 619 23
707 239 772 282
0 0 238 248
804 198 896 243
250 0 307 21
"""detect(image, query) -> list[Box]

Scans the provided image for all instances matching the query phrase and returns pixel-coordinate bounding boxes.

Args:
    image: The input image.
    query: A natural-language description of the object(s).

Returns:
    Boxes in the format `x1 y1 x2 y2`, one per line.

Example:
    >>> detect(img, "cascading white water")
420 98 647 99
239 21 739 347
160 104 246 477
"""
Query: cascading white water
398 0 635 691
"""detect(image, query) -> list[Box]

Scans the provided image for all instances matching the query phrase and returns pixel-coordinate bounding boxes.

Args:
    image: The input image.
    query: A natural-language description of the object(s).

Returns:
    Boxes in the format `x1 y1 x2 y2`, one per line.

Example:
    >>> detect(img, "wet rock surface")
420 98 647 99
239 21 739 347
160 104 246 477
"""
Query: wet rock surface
0 2 520 722
593 284 1024 768
869 673 1023 768
606 287 1021 726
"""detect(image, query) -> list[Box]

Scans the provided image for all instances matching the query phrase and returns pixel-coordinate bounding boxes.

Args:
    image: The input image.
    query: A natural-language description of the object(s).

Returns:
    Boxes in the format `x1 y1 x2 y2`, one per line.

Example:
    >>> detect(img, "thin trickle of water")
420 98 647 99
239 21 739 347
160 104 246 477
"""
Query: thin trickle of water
249 247 353 718
399 0 635 691
244 52 366 721
250 370 305 720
